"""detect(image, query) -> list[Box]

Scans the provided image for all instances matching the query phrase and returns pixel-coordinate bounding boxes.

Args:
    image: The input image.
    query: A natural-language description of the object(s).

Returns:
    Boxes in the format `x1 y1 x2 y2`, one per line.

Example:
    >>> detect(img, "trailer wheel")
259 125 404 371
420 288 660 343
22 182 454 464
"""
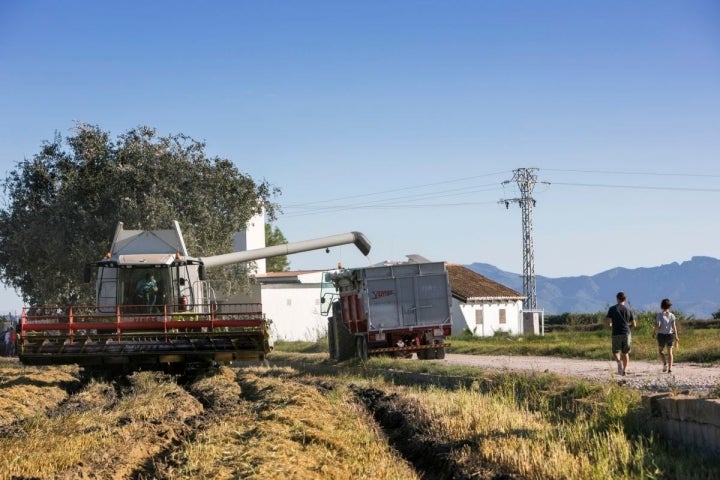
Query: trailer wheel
355 335 368 361
416 348 428 360
433 339 446 360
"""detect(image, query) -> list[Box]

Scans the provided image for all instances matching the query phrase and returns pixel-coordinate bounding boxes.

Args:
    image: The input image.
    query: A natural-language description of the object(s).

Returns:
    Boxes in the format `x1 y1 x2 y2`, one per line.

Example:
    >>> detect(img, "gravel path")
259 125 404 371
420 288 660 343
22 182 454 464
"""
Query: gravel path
442 354 720 396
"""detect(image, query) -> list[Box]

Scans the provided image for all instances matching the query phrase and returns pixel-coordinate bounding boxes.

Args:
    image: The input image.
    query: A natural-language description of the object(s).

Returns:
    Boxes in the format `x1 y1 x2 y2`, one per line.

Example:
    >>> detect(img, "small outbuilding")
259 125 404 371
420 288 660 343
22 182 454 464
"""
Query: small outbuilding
253 270 328 341
446 263 532 336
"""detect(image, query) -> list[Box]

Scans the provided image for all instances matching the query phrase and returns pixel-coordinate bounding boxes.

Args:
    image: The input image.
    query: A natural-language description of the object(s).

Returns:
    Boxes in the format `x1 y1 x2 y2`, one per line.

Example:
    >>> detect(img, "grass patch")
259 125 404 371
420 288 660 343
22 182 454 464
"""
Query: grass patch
273 339 328 354
434 328 720 364
273 322 720 364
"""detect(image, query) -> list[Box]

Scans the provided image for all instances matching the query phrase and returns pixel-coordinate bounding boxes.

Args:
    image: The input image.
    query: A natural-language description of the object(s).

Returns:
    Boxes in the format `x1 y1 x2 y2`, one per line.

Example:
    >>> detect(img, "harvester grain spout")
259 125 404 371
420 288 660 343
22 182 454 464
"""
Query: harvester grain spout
200 231 371 269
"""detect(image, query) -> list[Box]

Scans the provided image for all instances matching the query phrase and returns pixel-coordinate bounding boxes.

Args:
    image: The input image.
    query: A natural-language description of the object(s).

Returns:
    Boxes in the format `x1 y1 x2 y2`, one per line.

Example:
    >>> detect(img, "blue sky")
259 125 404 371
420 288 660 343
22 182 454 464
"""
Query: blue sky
1 1 719 313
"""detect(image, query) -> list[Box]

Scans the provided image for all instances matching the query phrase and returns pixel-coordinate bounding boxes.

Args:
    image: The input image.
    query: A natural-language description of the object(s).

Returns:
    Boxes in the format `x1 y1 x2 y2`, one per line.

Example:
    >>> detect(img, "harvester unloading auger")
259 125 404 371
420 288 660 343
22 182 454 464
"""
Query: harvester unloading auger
18 221 371 375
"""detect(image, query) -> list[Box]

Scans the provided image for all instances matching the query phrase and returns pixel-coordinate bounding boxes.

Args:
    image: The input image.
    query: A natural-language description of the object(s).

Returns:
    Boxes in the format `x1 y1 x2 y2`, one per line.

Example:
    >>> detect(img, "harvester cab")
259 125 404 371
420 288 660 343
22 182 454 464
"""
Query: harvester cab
89 221 213 316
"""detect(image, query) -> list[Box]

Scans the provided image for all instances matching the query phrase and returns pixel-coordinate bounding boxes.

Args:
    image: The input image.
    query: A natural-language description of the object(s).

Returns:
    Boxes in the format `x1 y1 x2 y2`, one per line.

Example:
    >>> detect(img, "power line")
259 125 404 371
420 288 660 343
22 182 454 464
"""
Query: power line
543 168 720 178
549 182 720 192
277 169 720 219
285 182 504 209
283 170 512 208
281 199 501 218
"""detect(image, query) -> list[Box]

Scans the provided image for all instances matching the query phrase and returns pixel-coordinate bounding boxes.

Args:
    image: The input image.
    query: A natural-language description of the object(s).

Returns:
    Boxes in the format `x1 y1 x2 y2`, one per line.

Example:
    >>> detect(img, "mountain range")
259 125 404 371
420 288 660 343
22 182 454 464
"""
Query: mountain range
466 256 720 319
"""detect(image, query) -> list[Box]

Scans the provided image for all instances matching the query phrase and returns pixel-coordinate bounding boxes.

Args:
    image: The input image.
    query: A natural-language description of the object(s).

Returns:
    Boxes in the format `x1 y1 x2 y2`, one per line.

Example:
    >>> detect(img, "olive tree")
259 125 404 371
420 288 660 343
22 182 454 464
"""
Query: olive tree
0 124 279 306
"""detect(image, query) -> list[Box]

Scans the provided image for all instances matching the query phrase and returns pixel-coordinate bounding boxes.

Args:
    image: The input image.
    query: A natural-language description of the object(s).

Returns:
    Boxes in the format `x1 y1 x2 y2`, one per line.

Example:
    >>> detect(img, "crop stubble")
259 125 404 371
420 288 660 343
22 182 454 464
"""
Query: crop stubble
1 360 506 480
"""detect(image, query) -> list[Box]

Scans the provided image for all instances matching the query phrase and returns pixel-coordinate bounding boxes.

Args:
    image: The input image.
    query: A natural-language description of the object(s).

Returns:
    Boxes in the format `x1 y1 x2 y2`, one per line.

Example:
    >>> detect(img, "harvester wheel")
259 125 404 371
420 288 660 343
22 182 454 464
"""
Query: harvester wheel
355 335 368 361
327 317 337 360
332 307 355 362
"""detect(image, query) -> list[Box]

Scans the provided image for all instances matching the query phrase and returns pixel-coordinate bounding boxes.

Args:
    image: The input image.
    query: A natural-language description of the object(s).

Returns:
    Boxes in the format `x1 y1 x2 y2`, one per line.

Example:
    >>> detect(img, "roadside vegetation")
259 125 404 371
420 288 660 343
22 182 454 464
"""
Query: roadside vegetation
449 311 720 364
274 309 720 365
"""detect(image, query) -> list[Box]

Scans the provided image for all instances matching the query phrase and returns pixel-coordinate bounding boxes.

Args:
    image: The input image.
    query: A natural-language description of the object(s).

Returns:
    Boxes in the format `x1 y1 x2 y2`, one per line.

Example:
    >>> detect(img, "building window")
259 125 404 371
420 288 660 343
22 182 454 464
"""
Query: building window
499 309 506 324
475 310 483 325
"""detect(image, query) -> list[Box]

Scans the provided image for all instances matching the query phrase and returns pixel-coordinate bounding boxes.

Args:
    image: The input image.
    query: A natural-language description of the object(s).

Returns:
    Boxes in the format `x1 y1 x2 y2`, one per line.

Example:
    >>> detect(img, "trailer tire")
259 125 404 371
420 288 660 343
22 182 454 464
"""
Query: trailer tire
416 348 428 360
355 335 368 361
433 341 446 360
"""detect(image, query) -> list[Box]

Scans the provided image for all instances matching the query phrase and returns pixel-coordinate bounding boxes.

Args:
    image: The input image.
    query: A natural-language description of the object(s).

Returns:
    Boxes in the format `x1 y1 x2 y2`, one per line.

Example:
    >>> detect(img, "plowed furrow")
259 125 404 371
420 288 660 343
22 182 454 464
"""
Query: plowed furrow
351 385 519 480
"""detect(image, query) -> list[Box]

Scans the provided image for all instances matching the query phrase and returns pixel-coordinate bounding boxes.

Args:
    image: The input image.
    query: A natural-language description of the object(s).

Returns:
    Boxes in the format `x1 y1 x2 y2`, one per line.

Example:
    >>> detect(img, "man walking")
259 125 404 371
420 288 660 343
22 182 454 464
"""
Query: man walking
605 291 636 376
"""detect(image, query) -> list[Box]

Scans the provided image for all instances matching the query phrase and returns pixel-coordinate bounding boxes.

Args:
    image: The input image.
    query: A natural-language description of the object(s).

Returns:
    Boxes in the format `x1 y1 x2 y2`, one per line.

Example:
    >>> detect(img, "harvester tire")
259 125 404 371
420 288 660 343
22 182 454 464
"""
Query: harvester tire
355 335 369 361
327 317 337 360
331 304 356 362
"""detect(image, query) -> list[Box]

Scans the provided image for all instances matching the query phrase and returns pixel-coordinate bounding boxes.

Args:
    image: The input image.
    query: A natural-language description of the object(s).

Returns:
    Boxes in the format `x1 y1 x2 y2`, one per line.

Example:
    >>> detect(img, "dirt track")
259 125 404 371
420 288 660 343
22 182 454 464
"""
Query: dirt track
441 353 720 395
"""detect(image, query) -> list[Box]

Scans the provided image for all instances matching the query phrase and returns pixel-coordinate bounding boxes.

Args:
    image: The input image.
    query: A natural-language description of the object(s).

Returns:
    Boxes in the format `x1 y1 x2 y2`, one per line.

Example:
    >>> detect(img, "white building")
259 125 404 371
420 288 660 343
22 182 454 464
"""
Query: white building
230 214 535 340
245 263 532 341
445 263 531 336
253 270 329 341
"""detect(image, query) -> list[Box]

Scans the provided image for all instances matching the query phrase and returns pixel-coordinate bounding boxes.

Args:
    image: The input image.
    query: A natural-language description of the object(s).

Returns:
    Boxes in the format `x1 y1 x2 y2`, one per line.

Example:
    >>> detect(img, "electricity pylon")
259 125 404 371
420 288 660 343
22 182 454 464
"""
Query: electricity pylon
500 168 542 310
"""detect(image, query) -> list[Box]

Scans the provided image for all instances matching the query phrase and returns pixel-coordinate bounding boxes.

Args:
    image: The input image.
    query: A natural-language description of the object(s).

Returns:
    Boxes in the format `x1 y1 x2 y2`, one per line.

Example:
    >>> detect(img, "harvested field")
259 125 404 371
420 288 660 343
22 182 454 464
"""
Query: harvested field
0 360 418 479
1 357 719 479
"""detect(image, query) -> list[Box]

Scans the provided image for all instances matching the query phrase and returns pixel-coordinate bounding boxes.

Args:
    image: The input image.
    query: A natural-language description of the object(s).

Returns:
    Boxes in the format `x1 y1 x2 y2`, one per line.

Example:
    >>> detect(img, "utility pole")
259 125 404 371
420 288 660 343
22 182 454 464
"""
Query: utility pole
500 168 541 310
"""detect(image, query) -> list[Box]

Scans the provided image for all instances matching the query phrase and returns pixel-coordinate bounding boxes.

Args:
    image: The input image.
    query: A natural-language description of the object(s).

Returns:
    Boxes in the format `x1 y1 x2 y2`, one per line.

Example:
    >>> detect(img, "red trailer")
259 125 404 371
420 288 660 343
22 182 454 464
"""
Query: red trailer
323 261 452 361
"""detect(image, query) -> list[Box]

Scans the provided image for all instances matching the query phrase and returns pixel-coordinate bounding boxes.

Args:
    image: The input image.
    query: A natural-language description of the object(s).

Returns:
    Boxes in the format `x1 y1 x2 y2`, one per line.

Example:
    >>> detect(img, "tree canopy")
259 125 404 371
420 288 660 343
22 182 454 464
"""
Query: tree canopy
265 223 290 272
0 124 279 306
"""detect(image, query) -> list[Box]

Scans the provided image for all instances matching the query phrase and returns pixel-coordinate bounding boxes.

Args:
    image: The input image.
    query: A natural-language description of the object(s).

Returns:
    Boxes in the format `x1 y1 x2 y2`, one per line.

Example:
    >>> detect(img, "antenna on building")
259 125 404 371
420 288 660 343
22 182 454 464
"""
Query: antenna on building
499 167 548 311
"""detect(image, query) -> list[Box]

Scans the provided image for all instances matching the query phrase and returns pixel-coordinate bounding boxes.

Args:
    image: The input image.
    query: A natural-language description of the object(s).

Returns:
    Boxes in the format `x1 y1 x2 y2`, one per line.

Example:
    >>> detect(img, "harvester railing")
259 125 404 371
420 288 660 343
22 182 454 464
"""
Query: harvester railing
18 303 270 365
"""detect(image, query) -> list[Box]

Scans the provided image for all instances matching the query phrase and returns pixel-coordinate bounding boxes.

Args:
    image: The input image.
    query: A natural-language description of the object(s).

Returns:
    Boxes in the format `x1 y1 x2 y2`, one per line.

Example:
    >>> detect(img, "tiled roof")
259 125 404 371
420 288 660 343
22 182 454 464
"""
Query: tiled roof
446 263 523 302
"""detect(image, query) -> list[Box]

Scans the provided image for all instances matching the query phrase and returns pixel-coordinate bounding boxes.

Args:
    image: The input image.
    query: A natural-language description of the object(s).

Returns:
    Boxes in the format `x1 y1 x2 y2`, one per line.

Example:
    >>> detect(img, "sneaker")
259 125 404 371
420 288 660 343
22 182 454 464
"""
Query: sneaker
667 367 672 374
662 364 667 372
617 361 623 375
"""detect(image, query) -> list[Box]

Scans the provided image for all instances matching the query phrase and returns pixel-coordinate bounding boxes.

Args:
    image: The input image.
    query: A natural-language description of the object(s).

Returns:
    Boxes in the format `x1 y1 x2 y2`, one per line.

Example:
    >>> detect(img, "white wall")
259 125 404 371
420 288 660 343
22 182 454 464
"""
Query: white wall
261 283 327 341
451 299 524 336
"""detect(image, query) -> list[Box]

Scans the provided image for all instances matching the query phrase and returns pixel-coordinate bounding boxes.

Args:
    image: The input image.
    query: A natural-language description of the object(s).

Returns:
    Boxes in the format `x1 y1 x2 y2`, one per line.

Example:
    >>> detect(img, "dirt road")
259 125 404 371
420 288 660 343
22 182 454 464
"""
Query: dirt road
441 353 720 395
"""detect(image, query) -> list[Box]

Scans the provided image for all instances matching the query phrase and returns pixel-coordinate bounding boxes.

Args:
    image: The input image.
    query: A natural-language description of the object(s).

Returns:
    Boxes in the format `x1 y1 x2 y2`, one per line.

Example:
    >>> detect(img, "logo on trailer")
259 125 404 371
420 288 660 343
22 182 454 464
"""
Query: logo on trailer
371 289 395 299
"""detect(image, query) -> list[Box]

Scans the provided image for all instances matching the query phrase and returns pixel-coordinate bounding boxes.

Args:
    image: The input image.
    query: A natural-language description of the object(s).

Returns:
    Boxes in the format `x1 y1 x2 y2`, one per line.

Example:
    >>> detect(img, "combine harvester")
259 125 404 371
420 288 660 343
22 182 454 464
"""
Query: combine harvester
19 221 371 375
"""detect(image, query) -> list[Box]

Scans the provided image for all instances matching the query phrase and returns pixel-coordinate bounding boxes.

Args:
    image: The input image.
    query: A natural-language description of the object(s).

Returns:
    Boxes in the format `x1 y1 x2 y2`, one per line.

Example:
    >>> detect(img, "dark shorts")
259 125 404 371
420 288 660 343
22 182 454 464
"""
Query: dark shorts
612 334 632 354
657 333 675 349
